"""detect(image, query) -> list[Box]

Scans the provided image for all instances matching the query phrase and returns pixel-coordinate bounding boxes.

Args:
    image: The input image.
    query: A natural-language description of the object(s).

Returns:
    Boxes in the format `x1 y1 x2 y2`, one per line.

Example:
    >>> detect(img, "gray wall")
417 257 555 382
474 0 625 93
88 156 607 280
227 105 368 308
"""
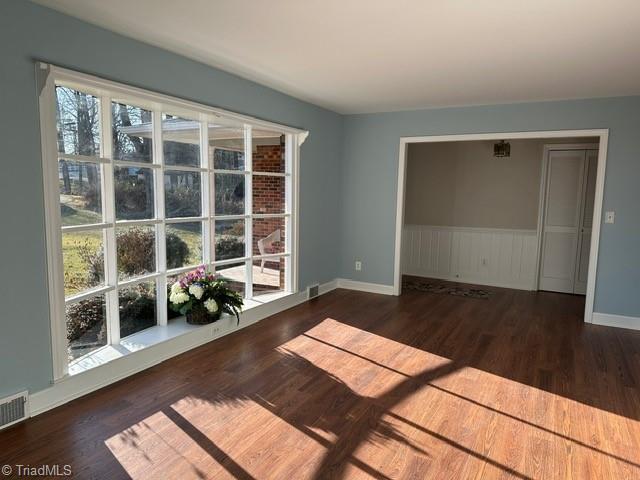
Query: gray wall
405 140 544 229
404 138 598 229
339 99 640 319
0 0 343 398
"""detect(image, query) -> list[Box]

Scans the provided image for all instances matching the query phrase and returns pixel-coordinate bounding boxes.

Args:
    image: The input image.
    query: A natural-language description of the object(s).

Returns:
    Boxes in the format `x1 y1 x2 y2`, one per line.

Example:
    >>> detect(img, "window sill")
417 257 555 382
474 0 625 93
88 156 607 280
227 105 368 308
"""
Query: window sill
67 290 292 376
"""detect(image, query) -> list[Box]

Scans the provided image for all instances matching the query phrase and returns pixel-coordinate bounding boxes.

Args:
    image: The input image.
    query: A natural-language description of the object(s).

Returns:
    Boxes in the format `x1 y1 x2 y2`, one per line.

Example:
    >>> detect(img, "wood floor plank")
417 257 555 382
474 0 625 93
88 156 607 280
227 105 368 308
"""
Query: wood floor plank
1 282 640 479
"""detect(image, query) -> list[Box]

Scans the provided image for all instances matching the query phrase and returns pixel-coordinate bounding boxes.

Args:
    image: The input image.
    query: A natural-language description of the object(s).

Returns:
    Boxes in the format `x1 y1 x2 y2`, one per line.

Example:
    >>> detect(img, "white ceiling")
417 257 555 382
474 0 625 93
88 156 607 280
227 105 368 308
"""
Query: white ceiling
35 0 640 114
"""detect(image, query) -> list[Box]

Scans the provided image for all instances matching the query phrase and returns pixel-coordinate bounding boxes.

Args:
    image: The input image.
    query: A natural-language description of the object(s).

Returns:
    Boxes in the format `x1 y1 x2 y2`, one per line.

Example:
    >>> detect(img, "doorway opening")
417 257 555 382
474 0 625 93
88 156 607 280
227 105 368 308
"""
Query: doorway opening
394 130 609 324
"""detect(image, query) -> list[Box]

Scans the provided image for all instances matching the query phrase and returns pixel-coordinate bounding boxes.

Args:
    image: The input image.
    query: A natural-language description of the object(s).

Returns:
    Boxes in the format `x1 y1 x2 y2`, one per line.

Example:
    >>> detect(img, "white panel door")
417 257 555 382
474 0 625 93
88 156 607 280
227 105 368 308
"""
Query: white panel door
539 150 586 293
574 150 598 294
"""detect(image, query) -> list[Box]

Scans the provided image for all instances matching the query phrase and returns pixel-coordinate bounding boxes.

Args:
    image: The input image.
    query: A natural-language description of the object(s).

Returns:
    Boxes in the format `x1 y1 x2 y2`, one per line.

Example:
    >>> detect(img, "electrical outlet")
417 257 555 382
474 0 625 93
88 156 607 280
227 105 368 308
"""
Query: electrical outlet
355 261 362 271
605 211 615 224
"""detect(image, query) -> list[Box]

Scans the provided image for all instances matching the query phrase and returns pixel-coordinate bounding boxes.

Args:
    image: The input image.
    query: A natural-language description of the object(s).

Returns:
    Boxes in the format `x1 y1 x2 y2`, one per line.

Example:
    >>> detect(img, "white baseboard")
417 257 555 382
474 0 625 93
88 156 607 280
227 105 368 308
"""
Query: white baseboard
592 312 640 331
319 279 339 295
403 270 536 291
30 279 338 417
336 278 395 295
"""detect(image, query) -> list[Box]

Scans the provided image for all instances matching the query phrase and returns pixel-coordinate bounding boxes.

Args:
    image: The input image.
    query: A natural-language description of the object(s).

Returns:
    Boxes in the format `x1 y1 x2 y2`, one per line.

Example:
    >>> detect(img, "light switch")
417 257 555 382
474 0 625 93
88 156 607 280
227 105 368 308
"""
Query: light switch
605 211 615 224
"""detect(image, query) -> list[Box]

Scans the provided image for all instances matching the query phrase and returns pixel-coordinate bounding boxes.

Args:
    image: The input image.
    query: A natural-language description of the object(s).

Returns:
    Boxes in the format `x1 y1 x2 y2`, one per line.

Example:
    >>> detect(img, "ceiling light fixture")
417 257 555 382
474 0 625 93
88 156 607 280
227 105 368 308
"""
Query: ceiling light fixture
494 140 511 157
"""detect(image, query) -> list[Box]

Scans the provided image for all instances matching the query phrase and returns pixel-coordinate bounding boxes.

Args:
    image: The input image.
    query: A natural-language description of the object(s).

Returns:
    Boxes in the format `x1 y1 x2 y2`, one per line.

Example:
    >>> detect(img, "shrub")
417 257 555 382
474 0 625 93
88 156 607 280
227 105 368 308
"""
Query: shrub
165 185 201 218
85 227 190 283
166 233 190 269
66 285 157 351
119 284 157 338
66 296 107 343
116 227 156 278
114 171 153 219
227 222 244 236
216 237 244 259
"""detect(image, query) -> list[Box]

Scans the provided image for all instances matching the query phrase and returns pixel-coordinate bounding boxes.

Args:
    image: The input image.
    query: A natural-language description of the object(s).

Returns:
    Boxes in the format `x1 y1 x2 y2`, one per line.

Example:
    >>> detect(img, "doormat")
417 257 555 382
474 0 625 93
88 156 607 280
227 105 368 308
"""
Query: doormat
402 279 492 299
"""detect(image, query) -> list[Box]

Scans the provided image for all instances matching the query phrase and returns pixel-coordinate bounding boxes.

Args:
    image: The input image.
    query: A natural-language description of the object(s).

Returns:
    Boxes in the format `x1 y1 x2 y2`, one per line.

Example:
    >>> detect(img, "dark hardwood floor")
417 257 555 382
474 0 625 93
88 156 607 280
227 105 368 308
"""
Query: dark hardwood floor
1 282 640 479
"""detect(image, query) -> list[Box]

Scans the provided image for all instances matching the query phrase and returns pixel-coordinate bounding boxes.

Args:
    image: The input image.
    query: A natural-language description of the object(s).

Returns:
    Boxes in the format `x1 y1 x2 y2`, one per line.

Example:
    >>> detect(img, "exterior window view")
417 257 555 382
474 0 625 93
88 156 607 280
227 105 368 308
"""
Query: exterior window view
55 84 292 363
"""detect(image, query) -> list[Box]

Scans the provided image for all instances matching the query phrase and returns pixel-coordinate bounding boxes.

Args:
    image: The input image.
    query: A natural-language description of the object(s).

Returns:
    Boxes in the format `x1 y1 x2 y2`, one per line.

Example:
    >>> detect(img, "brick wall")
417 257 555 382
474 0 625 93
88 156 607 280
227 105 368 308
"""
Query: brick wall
253 141 285 173
252 142 285 290
253 175 284 214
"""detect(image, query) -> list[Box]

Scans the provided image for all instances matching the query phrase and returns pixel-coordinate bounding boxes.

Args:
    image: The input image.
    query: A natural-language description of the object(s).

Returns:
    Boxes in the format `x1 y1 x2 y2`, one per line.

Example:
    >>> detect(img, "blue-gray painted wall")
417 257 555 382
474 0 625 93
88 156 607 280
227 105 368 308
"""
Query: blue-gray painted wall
2 0 639 401
0 0 343 398
339 98 640 317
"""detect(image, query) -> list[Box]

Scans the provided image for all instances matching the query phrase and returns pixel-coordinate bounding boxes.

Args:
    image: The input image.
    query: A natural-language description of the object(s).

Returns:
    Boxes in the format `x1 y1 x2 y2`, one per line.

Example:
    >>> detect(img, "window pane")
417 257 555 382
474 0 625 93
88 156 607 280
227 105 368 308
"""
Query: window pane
252 130 285 173
210 124 245 170
215 262 246 297
119 281 157 338
215 173 245 215
112 102 153 163
55 86 100 156
62 230 104 297
252 257 285 296
253 175 285 214
59 160 102 226
114 166 155 220
117 226 156 281
163 114 200 166
164 171 202 218
253 217 285 256
214 148 245 170
215 219 245 261
66 294 107 361
167 222 202 269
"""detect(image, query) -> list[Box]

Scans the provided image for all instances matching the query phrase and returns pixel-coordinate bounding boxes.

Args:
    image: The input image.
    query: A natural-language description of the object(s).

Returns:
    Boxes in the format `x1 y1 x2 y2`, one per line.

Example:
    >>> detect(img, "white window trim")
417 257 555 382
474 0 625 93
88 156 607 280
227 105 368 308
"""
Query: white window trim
37 63 307 381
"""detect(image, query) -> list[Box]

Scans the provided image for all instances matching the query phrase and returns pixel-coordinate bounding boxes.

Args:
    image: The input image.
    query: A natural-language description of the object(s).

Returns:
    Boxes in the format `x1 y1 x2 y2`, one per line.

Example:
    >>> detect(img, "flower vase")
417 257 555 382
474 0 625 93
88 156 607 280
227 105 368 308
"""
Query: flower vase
186 305 221 325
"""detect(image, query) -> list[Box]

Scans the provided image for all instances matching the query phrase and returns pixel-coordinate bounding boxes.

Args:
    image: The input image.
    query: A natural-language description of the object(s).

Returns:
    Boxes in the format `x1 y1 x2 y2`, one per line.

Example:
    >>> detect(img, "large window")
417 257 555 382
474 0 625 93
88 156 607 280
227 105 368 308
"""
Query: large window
40 65 302 378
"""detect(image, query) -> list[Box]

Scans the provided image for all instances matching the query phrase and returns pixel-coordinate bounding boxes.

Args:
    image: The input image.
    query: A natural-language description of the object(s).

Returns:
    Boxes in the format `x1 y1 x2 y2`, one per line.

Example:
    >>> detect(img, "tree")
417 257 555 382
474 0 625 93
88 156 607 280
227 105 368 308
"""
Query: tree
112 103 152 162
56 86 100 192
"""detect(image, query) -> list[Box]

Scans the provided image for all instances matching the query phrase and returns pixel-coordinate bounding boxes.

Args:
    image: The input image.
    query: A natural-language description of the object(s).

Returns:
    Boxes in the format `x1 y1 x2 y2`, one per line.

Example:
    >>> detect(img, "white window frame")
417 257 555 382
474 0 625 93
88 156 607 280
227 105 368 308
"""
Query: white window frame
37 63 307 381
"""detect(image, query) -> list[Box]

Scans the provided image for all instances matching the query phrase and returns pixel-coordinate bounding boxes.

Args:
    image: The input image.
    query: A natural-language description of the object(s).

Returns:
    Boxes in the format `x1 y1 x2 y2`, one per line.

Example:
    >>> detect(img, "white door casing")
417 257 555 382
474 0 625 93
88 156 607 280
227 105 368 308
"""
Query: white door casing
574 150 598 294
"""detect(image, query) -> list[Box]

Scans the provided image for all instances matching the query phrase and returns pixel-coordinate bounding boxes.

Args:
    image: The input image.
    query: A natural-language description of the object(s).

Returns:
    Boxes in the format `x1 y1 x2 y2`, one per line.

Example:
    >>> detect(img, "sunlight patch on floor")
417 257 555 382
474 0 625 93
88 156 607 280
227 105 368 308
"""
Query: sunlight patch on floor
104 317 640 479
105 411 223 480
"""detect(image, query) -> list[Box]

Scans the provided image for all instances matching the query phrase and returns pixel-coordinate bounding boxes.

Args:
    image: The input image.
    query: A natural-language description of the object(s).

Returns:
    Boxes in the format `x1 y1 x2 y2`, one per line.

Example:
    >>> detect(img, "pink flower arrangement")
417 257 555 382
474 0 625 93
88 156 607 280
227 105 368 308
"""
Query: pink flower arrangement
169 265 244 325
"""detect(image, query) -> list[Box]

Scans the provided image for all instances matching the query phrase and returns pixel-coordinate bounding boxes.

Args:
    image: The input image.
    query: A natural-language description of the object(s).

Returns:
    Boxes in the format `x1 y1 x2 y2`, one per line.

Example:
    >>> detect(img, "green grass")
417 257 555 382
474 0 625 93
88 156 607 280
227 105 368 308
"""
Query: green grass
61 195 103 296
62 230 102 297
61 207 101 226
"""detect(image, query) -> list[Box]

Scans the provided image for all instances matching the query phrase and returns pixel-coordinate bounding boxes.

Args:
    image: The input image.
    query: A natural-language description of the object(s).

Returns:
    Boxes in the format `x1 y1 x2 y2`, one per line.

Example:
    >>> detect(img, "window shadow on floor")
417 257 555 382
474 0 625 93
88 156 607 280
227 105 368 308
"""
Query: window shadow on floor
326 283 640 422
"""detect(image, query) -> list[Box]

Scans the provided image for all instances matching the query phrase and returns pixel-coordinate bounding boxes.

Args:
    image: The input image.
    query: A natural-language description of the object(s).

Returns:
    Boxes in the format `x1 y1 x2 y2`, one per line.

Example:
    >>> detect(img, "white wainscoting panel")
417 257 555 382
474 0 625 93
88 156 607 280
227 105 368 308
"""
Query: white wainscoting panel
402 225 538 290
